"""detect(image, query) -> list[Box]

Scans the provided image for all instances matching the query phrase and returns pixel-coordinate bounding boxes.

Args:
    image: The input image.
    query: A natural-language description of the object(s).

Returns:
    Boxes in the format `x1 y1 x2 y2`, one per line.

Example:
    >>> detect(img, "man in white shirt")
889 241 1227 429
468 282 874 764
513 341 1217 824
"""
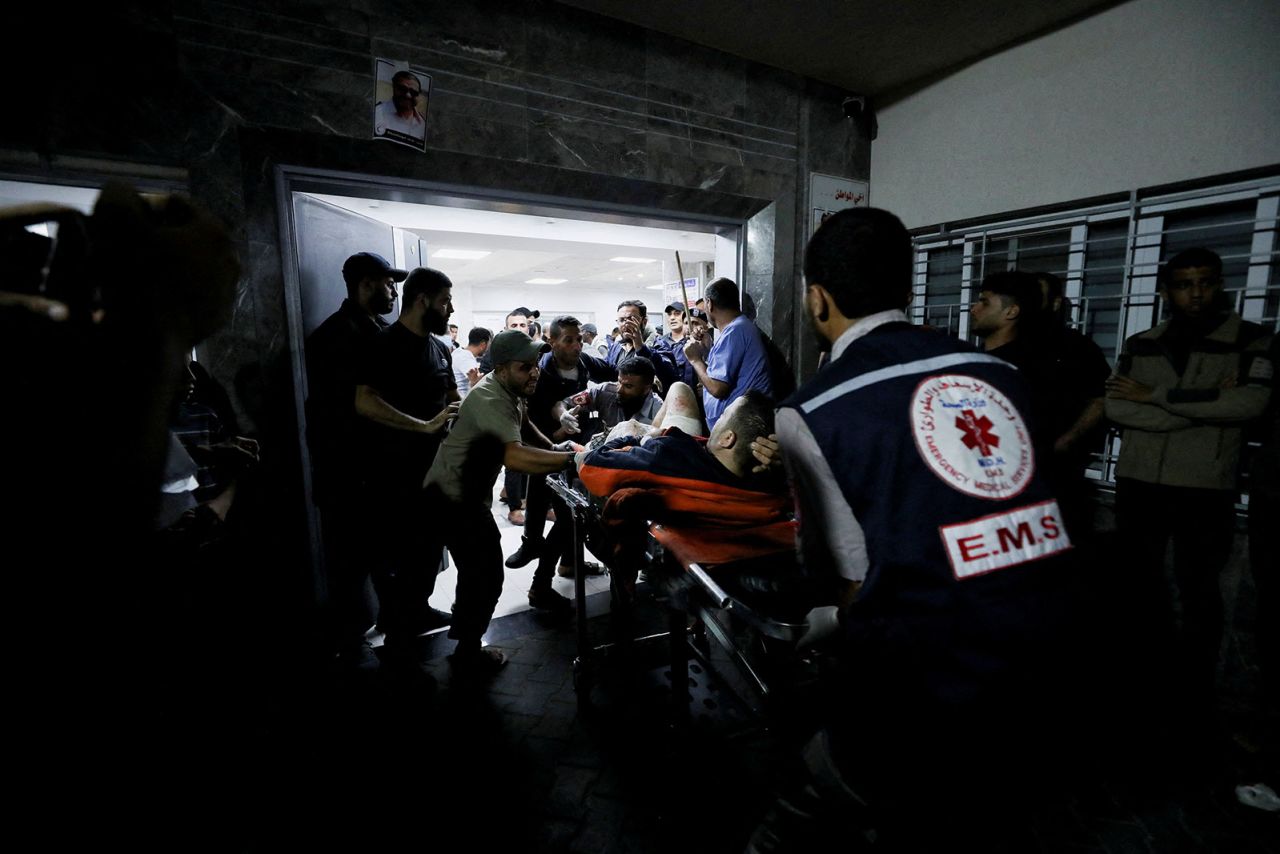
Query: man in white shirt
581 323 608 359
374 71 427 142
452 326 491 397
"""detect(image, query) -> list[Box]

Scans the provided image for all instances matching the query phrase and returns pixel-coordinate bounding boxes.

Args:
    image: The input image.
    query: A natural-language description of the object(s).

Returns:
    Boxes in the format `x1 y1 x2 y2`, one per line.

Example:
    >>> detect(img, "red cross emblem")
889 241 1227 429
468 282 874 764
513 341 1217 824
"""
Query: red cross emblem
956 409 999 456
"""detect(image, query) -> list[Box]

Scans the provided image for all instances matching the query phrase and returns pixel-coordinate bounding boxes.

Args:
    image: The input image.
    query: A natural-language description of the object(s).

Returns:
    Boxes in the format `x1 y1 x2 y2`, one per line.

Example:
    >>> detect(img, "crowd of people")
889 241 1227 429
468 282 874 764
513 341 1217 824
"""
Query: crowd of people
304 251 786 673
303 209 1275 841
6 186 1272 845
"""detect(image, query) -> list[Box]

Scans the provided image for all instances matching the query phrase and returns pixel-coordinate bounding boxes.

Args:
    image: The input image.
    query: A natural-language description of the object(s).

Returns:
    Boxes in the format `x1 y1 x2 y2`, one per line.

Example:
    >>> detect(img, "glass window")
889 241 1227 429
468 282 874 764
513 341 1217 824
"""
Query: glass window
910 173 1280 495
923 245 963 337
1081 220 1128 362
1160 200 1256 316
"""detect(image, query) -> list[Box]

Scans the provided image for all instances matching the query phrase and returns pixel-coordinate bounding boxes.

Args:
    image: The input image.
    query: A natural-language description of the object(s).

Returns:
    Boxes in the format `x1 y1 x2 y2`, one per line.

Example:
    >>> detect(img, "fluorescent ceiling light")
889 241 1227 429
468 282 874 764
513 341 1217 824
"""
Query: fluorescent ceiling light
432 249 491 260
645 284 665 290
610 256 657 264
525 277 568 285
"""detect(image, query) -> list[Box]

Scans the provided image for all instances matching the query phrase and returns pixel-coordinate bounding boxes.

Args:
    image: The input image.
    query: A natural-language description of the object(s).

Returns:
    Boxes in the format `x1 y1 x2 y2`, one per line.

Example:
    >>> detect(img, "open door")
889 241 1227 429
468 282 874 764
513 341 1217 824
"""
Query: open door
290 194 396 603
294 195 397 339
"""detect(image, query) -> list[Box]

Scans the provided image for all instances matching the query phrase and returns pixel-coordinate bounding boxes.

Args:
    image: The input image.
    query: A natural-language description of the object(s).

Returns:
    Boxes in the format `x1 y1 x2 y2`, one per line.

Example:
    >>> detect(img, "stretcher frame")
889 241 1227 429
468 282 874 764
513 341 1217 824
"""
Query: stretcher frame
544 474 813 721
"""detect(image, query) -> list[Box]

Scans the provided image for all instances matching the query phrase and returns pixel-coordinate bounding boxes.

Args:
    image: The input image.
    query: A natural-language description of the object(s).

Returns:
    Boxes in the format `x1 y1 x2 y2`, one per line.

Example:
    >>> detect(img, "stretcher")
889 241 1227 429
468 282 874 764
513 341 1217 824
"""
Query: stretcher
543 473 821 721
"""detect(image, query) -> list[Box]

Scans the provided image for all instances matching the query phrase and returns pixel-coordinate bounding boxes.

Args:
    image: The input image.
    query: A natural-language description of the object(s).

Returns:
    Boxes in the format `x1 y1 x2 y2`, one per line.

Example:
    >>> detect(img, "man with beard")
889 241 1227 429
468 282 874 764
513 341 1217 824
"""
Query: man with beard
566 355 665 434
354 266 460 667
504 315 615 596
305 251 406 668
374 70 427 143
484 306 540 524
1106 247 1272 747
751 208 1085 849
424 330 579 674
970 270 1112 545
519 355 676 607
683 277 773 430
607 299 679 394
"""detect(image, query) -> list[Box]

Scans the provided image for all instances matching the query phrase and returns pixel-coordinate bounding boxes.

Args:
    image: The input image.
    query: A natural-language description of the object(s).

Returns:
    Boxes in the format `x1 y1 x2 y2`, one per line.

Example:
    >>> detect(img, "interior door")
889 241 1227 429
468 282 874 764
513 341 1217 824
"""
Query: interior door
290 194 395 603
294 194 397 338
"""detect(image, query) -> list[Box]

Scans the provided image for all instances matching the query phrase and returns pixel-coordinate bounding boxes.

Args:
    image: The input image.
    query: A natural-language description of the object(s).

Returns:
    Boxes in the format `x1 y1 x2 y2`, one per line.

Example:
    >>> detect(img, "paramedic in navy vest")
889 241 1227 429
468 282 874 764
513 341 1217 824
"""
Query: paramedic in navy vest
749 208 1087 850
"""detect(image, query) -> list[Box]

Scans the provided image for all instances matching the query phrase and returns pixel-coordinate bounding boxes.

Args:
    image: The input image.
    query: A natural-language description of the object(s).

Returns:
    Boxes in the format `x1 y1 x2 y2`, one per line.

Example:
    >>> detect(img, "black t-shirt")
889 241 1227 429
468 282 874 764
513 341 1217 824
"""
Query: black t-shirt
356 324 456 490
989 327 1111 466
304 299 387 502
529 352 617 439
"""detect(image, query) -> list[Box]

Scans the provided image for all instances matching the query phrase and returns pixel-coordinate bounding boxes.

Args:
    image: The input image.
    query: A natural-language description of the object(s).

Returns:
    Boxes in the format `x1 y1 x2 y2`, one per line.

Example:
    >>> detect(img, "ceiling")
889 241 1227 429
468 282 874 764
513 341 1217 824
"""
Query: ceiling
556 0 1120 98
307 193 717 293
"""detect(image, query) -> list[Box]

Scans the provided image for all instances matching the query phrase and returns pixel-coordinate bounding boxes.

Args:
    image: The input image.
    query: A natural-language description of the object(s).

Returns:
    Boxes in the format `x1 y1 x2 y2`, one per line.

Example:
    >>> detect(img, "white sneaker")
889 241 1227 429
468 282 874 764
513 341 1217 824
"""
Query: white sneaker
1235 783 1280 813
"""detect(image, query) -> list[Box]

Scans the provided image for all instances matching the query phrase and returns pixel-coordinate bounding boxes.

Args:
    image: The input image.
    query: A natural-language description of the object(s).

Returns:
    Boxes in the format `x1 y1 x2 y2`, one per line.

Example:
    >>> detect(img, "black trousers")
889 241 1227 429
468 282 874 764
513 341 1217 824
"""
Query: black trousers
1046 455 1097 548
501 467 526 510
320 495 386 656
1249 481 1279 698
367 485 444 649
522 472 552 541
1114 477 1237 720
424 486 505 649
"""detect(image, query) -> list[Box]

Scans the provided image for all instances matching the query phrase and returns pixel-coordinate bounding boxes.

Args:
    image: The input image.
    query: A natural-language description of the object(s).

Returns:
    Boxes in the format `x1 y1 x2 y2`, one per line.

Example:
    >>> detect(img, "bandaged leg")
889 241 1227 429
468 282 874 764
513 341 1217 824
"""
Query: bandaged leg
651 381 705 436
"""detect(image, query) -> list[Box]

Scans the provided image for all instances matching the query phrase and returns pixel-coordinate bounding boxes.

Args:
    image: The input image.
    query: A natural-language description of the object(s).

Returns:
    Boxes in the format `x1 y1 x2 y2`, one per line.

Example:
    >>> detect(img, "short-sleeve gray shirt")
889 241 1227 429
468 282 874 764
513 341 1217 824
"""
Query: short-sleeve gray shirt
424 373 523 506
586 381 662 428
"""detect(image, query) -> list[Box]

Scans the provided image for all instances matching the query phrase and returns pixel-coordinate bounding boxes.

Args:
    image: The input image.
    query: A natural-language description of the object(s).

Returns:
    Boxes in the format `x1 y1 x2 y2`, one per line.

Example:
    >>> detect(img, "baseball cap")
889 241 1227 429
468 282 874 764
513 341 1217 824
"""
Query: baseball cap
665 301 687 313
490 329 549 365
581 323 598 335
342 252 407 282
510 305 541 319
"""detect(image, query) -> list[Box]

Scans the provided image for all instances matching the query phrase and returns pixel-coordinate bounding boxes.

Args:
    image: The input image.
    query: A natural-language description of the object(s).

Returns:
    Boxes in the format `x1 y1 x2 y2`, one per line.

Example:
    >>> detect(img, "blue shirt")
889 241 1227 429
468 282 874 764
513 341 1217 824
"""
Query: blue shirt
703 314 772 429
605 331 680 395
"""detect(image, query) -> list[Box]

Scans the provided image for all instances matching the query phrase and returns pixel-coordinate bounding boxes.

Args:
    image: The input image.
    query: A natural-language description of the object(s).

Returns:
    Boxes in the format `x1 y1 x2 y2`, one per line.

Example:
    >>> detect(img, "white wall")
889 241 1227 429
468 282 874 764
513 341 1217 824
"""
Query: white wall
871 0 1280 228
444 284 668 340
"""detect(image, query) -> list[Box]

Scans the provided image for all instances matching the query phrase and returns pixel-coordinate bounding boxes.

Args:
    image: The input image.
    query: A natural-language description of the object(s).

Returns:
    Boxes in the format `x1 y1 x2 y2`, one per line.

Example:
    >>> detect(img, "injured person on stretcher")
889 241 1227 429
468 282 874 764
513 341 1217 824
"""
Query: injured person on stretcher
576 389 798 599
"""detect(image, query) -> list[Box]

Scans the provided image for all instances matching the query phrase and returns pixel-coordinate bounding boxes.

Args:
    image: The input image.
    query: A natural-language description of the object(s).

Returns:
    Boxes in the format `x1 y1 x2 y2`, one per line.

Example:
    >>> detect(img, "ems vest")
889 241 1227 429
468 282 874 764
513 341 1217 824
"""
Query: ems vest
785 323 1077 704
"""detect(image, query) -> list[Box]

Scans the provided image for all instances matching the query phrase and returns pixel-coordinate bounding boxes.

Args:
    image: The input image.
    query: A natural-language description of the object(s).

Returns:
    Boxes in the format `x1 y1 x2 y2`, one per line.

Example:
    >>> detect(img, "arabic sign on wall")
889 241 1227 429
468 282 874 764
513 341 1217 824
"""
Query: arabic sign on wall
662 278 701 310
810 172 870 237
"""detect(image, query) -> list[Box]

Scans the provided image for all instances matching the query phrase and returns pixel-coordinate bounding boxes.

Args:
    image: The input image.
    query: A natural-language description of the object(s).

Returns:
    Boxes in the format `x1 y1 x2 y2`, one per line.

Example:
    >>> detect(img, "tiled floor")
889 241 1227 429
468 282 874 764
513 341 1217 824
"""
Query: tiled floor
430 473 614 622
168 489 1278 852
227 593 1279 853
426 475 613 622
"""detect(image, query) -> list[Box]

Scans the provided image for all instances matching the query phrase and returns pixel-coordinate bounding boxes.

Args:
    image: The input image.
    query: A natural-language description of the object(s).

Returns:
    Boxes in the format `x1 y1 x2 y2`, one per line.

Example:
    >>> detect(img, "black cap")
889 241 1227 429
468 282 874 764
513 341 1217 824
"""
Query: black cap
510 305 540 319
342 252 408 282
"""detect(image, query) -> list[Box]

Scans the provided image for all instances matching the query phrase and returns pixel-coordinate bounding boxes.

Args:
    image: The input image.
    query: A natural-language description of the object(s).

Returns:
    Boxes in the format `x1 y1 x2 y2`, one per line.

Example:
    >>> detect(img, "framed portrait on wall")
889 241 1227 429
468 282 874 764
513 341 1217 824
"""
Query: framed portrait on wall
372 58 431 152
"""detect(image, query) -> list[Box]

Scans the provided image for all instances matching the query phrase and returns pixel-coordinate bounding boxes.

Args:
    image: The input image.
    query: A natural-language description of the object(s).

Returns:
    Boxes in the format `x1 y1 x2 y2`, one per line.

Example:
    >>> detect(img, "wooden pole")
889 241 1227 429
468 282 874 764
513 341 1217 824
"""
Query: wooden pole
674 251 691 326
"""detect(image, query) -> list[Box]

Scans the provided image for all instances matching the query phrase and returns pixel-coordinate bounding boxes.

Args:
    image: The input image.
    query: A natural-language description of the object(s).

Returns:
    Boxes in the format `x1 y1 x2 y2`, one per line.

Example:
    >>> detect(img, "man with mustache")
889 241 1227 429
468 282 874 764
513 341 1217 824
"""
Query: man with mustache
355 267 460 669
424 330 580 675
1106 247 1272 748
306 251 406 669
752 208 1083 849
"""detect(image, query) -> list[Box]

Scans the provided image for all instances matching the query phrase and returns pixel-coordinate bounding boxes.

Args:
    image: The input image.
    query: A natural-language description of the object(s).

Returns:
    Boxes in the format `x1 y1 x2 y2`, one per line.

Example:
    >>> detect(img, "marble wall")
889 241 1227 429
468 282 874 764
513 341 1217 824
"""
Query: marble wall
8 0 870 582
17 0 870 391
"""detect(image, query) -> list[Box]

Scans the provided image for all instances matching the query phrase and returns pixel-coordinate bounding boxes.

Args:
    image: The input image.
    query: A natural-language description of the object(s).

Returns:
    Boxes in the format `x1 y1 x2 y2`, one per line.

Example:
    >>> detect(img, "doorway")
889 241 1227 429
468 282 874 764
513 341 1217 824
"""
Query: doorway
280 169 744 626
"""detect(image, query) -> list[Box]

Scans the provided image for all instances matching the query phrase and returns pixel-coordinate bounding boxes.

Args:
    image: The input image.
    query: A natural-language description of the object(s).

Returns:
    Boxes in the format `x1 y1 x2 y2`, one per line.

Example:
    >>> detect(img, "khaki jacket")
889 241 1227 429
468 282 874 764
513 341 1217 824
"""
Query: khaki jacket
1106 312 1272 490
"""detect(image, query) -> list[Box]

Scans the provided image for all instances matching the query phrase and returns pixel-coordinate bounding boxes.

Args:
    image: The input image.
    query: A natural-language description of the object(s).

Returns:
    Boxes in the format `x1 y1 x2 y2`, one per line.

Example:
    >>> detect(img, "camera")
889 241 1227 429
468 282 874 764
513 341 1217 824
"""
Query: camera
842 95 878 140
